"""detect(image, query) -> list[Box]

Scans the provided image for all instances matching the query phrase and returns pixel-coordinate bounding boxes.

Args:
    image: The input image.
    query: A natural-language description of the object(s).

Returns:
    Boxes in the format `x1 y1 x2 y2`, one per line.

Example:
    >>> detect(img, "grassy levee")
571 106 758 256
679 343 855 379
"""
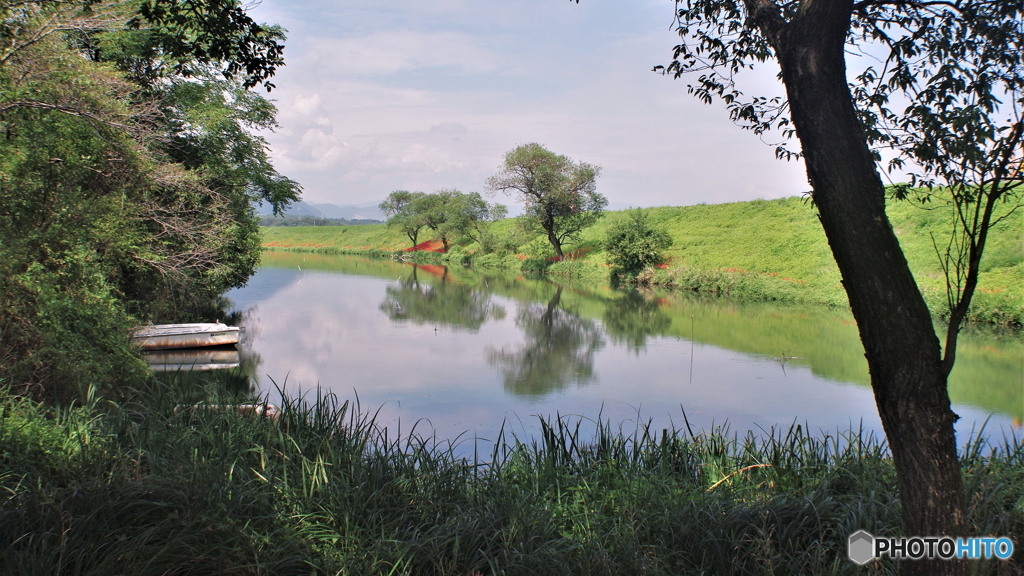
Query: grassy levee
255 252 1024 419
3 386 1024 575
261 196 1023 325
262 222 412 252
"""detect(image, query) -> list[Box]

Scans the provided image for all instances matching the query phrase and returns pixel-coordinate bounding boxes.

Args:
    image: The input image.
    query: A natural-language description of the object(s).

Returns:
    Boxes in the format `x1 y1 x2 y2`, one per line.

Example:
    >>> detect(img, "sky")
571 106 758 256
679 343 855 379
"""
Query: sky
247 0 810 209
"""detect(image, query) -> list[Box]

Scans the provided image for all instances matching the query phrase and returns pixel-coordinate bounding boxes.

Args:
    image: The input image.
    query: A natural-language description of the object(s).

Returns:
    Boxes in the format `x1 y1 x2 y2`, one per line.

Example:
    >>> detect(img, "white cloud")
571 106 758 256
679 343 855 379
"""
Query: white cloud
292 92 321 115
251 0 808 207
430 121 468 134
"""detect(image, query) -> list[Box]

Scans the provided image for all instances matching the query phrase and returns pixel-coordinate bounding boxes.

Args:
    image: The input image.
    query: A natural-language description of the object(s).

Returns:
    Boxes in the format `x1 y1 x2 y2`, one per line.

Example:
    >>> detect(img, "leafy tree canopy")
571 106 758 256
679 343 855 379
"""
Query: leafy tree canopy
655 0 1023 562
130 0 285 90
381 189 505 252
418 189 492 252
486 143 606 258
0 0 298 401
381 190 429 249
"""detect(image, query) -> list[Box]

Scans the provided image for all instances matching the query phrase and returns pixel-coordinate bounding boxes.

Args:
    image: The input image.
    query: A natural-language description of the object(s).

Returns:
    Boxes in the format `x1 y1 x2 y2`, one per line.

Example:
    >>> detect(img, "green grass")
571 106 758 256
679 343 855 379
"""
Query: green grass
2 385 1023 575
261 223 412 252
261 195 1023 324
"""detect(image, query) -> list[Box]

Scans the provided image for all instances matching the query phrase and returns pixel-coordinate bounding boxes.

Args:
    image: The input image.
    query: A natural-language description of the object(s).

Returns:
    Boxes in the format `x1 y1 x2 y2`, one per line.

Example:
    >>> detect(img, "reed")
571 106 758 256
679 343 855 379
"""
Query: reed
2 386 1022 575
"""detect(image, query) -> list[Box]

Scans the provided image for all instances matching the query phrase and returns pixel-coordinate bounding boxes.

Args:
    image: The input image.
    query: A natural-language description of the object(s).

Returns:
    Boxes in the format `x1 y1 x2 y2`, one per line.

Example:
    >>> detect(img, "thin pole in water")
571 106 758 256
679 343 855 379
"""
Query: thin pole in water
688 312 696 385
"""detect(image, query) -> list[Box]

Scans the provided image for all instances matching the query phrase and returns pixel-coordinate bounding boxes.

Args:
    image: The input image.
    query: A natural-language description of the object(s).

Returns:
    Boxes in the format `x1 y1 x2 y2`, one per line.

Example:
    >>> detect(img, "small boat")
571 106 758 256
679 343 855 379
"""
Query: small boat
143 348 241 371
132 322 241 350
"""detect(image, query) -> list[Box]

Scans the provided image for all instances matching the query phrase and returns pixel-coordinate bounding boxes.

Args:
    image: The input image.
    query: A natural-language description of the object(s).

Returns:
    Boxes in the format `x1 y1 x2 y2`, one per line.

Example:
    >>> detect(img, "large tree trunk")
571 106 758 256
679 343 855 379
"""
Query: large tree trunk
547 228 564 258
749 1 966 573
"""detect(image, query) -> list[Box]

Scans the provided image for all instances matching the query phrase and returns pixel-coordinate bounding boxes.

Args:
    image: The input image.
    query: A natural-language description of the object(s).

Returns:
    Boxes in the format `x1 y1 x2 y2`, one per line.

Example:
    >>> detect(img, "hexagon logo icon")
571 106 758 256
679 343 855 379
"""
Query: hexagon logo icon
848 530 875 565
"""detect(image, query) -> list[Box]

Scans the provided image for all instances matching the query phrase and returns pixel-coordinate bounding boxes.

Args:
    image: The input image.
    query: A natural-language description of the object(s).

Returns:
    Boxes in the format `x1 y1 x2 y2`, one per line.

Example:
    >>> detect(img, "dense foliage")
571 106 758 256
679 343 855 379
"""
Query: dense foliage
486 143 606 258
0 0 299 402
604 209 673 280
380 189 505 251
2 387 1022 575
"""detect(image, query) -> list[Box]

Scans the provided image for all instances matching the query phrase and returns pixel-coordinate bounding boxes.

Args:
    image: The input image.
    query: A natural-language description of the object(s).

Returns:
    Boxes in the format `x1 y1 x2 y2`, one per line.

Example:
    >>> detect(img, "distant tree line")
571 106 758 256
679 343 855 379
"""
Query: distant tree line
382 144 621 260
380 144 673 281
380 189 507 252
259 216 382 227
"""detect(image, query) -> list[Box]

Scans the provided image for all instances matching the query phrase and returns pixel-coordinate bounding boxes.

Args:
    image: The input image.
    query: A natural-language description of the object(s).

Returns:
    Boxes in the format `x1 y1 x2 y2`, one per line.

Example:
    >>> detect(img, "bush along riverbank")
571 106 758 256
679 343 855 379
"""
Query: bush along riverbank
3 385 1024 575
261 195 1024 325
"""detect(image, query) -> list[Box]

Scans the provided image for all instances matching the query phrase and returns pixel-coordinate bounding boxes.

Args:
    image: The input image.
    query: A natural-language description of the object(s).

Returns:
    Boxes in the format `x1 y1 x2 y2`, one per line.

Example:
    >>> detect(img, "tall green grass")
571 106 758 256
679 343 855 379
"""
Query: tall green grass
3 386 1023 575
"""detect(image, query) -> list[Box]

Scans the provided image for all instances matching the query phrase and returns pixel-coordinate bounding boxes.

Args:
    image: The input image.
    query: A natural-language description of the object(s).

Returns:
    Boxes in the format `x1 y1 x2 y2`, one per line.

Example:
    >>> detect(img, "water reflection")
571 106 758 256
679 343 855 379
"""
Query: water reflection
143 348 241 371
380 265 505 331
486 286 605 396
223 253 1023 439
602 289 673 354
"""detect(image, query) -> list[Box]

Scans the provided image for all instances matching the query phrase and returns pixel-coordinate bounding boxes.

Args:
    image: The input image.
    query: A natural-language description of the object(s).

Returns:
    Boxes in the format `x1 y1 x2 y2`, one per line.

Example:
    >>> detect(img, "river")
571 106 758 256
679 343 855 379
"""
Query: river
224 252 1023 450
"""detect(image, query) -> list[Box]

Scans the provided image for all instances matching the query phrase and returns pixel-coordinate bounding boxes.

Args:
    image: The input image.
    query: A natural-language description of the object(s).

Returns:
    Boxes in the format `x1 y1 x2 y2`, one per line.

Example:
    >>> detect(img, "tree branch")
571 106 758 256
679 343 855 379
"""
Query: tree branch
740 0 788 46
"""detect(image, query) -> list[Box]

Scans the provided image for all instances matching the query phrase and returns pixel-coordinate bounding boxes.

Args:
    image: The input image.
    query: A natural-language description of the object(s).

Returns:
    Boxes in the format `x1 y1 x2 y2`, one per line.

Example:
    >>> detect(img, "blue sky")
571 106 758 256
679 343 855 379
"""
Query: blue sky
248 0 809 208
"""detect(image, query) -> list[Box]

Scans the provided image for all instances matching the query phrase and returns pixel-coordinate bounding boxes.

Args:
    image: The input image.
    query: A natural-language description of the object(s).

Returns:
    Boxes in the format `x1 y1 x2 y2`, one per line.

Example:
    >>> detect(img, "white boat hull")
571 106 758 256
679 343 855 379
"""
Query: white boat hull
143 348 241 371
132 323 241 350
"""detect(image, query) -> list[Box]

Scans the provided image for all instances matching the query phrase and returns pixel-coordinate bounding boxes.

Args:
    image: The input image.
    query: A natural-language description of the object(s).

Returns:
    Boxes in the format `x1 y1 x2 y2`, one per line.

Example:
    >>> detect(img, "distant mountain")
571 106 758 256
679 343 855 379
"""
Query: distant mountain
312 202 386 221
283 200 325 217
254 200 385 221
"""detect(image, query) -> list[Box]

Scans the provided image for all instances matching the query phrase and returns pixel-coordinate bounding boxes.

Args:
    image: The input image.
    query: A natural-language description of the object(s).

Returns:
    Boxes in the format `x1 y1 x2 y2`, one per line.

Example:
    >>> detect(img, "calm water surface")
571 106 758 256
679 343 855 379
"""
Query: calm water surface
225 252 1024 449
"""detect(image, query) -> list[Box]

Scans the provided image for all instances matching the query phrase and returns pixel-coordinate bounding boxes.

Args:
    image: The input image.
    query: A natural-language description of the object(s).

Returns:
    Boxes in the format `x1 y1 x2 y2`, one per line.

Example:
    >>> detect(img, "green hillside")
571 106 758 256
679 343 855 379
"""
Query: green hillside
261 196 1023 324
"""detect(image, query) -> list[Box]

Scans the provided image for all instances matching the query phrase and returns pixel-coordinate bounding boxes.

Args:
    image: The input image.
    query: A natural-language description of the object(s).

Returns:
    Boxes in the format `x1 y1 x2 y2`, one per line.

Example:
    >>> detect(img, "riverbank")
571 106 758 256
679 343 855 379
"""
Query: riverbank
261 196 1024 325
3 385 1023 575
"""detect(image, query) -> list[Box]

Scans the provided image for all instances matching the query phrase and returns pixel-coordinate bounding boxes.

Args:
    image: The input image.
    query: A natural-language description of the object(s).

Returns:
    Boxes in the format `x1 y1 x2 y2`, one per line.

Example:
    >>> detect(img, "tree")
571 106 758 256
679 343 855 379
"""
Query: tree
0 1 299 308
92 2 299 317
380 190 428 249
382 189 502 252
129 0 285 91
605 209 673 278
486 143 606 258
658 1 1023 570
418 189 491 252
474 202 510 254
127 74 300 318
0 0 298 400
0 29 155 399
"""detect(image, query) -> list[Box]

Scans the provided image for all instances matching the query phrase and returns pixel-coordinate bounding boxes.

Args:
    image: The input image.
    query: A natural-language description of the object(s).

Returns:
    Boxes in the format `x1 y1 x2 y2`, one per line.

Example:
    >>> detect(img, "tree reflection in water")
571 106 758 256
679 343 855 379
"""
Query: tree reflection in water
602 289 672 354
380 265 505 331
486 287 605 396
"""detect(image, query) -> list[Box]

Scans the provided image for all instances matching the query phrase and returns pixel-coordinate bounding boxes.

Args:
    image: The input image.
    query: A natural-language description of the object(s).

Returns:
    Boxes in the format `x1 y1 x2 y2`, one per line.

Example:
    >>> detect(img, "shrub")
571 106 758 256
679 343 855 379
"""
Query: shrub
472 253 507 268
442 245 471 266
548 259 607 282
520 237 557 260
520 258 553 274
477 227 518 255
605 209 673 277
